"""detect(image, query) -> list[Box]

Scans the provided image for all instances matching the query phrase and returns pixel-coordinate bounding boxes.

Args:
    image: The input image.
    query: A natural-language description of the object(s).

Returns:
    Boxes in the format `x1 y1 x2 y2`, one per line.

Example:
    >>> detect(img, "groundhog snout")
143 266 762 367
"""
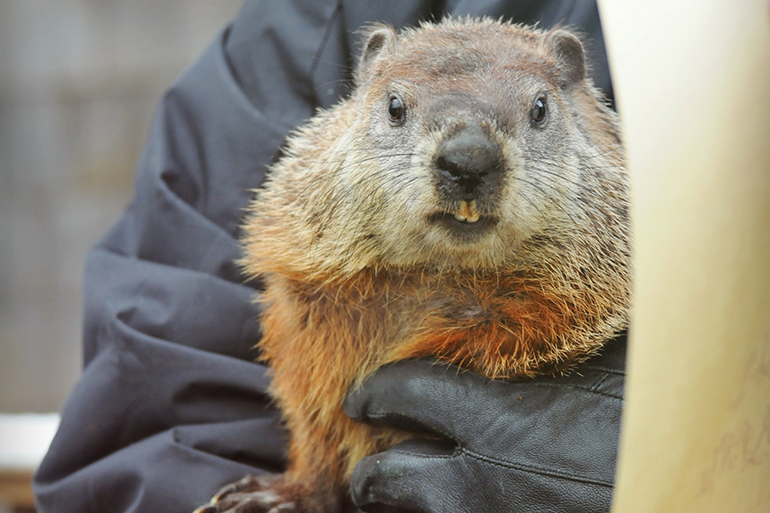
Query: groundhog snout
435 126 503 203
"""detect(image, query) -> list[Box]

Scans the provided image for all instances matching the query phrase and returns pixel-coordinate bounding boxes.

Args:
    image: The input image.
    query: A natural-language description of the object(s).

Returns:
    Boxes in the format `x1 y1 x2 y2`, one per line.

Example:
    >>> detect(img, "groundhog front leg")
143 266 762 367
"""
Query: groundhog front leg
193 473 346 513
192 389 366 513
192 405 398 513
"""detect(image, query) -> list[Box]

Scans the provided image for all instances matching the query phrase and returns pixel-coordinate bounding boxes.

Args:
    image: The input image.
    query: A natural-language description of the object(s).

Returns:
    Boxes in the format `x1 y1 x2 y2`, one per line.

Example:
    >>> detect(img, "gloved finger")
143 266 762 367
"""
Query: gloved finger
344 359 537 443
349 439 615 513
349 439 467 513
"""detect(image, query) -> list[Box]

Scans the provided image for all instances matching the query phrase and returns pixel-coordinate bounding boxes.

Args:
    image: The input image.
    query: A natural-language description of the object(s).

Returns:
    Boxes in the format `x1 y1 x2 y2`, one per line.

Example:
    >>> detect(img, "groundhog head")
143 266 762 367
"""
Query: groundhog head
243 18 627 284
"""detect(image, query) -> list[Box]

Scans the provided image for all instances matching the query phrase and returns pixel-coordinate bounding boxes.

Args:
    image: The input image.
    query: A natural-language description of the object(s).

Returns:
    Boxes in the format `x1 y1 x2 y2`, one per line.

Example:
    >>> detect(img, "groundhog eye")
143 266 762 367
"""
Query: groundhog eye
388 95 406 125
531 96 547 124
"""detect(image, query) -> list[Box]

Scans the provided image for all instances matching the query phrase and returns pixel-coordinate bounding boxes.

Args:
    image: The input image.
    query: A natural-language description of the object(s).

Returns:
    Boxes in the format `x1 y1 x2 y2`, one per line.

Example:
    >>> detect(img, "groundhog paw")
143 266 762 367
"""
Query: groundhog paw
193 474 297 513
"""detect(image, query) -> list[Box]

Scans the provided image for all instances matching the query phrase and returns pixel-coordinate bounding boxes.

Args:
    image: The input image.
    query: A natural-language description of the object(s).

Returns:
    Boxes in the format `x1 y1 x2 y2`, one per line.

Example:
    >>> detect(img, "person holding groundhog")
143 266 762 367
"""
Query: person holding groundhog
33 2 626 513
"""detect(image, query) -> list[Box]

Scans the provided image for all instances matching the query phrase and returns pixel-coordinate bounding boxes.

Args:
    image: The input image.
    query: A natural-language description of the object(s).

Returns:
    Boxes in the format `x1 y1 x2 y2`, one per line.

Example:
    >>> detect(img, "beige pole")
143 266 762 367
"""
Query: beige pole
598 1 770 511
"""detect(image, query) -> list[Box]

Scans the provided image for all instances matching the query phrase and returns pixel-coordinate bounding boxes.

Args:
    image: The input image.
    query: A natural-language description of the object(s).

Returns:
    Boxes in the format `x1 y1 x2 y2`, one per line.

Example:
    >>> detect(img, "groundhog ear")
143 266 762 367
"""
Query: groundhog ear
548 29 586 89
356 25 397 83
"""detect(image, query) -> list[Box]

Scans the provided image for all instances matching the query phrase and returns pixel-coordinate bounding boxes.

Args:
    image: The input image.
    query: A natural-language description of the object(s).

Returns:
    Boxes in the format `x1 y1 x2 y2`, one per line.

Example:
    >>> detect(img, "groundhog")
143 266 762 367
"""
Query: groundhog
196 17 629 513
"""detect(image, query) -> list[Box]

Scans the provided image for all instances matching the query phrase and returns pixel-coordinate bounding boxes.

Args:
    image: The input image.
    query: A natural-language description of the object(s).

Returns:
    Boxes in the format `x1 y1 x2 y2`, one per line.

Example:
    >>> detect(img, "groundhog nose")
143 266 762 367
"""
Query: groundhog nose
436 130 502 199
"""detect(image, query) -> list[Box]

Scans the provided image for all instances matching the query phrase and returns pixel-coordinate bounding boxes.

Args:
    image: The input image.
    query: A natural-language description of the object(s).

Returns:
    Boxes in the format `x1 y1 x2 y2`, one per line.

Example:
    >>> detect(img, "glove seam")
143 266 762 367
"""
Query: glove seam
589 372 611 393
530 381 623 401
582 365 624 376
389 448 456 460
360 412 459 443
460 448 615 488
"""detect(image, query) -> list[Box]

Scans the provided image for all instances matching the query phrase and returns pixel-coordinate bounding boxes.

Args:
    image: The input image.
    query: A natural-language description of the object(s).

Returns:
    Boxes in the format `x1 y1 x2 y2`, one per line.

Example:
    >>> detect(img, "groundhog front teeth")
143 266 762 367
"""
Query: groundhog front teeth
454 200 480 223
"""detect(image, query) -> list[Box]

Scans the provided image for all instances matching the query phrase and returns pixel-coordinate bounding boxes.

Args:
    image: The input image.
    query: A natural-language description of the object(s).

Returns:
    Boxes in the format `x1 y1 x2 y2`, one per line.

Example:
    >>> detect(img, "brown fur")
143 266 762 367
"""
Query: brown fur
237 18 629 512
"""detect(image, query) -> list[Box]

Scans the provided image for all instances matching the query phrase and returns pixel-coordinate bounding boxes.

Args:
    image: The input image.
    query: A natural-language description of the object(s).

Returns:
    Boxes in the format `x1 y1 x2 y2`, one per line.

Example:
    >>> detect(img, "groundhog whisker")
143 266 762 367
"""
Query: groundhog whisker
308 162 401 214
510 176 557 223
313 78 355 94
522 170 607 226
527 163 585 190
334 172 425 260
306 162 420 227
396 184 427 221
578 148 621 163
324 167 413 217
517 167 574 201
515 174 578 226
293 153 419 200
301 152 418 167
310 55 355 73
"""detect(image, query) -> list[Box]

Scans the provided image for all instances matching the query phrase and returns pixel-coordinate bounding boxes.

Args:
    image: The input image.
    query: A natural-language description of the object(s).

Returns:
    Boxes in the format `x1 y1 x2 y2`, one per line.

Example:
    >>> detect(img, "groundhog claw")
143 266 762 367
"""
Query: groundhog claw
193 475 296 513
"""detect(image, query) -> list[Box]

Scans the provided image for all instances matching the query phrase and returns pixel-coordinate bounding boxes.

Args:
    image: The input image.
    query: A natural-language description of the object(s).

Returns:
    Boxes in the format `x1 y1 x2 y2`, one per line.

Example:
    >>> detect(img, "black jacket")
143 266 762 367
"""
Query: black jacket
33 1 618 512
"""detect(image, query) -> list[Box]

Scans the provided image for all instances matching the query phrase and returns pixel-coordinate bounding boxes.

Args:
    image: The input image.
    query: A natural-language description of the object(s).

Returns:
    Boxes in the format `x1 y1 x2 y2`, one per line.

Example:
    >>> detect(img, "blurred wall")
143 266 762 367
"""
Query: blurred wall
0 0 243 413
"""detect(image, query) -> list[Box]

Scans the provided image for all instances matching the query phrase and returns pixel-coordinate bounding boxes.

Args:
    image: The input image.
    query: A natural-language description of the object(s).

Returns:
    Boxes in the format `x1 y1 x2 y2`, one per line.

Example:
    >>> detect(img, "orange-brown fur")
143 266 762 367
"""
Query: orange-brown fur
238 18 629 512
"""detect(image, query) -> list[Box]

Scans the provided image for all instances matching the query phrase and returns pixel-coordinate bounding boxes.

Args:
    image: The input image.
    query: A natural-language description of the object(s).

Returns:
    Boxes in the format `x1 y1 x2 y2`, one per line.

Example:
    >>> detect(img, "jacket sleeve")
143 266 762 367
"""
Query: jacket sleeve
32 2 346 512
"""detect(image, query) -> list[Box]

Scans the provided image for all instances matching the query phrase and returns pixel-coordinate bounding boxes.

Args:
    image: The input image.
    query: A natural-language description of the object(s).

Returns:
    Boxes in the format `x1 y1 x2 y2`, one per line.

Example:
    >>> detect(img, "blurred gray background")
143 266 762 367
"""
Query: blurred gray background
0 0 243 413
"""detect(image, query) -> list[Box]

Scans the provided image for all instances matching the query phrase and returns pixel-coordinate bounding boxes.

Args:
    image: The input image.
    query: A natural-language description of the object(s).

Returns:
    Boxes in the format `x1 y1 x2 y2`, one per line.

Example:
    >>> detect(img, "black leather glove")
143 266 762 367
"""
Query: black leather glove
343 335 626 513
